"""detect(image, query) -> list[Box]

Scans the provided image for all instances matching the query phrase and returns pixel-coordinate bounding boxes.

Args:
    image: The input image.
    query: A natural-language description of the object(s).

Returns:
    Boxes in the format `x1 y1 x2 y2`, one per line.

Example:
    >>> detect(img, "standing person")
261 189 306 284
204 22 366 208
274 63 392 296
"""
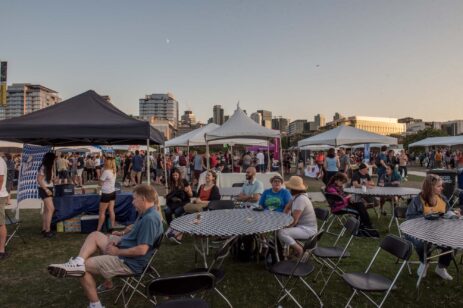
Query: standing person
94 154 102 181
278 176 317 258
406 174 459 280
0 153 10 259
56 154 69 184
76 154 85 187
258 175 291 212
375 146 388 185
434 149 443 168
398 150 409 180
241 152 252 173
97 158 117 232
315 151 325 180
122 153 131 186
338 148 351 176
256 150 265 173
69 153 79 186
192 151 205 180
130 150 144 185
323 148 340 184
37 152 57 238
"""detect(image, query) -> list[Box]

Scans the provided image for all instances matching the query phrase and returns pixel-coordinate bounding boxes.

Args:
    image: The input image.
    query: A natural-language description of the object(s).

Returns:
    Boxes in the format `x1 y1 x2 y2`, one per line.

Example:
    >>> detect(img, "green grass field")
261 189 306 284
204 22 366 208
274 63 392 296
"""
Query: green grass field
1 172 462 307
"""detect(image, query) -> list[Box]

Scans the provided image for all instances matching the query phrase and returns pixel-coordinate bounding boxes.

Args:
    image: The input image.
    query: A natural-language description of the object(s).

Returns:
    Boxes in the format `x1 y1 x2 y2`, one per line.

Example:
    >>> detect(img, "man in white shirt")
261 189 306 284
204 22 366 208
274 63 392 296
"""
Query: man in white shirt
0 154 10 259
256 150 266 173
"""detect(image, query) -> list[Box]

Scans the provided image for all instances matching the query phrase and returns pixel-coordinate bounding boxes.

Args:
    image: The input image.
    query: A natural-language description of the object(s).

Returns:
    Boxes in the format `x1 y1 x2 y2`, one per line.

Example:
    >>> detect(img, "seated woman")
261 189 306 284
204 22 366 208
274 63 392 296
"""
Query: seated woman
184 170 220 213
378 163 401 214
406 174 459 280
258 175 291 212
164 168 192 225
325 172 378 237
278 176 317 257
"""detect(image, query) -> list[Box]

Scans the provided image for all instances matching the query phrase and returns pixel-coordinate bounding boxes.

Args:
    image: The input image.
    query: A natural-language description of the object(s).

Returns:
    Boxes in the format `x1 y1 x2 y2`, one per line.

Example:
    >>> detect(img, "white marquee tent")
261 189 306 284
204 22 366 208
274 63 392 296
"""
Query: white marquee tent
408 136 463 147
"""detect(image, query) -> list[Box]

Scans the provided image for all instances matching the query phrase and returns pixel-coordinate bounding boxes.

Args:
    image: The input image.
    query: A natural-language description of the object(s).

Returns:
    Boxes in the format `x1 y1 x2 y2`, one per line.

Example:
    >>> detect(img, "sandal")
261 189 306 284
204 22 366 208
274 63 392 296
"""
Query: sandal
96 283 115 293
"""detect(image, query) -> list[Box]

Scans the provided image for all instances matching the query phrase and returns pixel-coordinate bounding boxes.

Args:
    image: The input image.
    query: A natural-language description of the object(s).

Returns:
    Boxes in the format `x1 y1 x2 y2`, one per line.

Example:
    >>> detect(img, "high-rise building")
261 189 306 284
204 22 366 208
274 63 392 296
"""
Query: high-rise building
257 110 272 128
442 120 463 136
250 112 262 125
2 83 61 119
139 93 179 128
333 112 343 121
314 114 326 128
331 116 406 135
272 117 290 134
213 105 224 125
181 110 196 126
288 120 307 135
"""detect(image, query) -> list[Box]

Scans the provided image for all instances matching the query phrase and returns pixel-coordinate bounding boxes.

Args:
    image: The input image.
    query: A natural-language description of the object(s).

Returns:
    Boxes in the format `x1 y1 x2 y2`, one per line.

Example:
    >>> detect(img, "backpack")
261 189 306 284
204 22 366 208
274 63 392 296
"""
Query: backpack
179 155 187 166
231 235 257 262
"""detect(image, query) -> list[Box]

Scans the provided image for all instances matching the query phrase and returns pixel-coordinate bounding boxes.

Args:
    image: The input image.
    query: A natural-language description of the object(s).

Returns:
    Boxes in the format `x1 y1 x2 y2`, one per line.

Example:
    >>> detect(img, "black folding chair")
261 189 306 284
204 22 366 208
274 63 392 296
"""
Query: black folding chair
342 234 412 308
270 231 324 308
312 217 360 294
147 272 215 308
449 188 462 210
323 192 359 237
314 207 330 232
187 235 237 308
114 234 163 307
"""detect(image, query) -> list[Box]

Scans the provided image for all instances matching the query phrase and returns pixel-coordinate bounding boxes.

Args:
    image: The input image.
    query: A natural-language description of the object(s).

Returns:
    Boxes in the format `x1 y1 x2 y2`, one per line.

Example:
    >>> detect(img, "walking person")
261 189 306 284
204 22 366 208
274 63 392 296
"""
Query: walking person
97 158 117 232
398 150 408 180
37 152 57 238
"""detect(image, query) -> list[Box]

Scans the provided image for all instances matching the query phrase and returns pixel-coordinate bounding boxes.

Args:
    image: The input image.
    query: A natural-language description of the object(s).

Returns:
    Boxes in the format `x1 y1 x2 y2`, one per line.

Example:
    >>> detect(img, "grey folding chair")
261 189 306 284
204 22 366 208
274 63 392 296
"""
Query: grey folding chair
342 234 412 308
147 272 215 308
269 231 325 308
312 217 360 295
114 234 163 307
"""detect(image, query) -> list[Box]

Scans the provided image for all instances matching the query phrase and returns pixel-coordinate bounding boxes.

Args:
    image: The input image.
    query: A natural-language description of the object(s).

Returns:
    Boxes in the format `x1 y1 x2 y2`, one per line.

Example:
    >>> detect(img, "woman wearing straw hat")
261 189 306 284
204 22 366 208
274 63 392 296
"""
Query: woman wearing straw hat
278 176 317 257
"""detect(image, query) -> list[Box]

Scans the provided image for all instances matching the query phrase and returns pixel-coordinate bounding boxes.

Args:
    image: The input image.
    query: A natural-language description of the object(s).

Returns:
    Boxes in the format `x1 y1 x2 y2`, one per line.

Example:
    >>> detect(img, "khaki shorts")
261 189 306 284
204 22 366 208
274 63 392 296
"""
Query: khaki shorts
87 255 133 279
0 197 6 225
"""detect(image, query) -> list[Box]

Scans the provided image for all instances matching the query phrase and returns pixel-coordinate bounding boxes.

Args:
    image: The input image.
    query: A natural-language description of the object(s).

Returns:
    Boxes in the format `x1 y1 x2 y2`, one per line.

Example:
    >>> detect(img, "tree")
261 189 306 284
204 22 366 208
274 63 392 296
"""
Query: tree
403 128 448 149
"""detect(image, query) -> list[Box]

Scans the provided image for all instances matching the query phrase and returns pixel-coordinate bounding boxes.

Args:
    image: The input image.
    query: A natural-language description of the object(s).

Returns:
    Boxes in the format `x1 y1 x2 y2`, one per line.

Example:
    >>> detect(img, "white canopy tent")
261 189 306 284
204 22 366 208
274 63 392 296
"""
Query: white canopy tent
299 144 334 151
298 125 398 147
408 136 463 147
205 106 282 176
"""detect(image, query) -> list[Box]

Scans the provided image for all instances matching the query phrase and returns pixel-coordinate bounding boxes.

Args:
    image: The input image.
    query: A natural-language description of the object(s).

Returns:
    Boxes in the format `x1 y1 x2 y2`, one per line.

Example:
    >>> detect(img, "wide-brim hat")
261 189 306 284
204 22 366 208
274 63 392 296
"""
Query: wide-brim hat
284 176 307 191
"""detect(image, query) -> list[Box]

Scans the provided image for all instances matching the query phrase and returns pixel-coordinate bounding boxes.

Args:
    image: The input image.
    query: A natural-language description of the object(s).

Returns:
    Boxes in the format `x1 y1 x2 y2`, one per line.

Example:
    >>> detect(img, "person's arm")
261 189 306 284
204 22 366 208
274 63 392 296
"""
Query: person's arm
184 185 193 198
112 224 133 236
336 157 340 169
37 170 53 195
288 210 302 227
106 243 149 257
0 175 4 194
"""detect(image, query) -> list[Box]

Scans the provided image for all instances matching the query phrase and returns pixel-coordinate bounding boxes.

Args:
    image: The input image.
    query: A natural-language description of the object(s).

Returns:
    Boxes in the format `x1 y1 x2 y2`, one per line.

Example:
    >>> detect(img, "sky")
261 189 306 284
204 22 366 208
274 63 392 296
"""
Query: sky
1 0 463 123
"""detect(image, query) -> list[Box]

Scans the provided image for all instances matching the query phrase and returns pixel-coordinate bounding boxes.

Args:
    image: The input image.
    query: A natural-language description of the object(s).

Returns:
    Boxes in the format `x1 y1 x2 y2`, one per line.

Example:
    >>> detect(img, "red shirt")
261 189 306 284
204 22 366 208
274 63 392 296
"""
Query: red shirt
199 185 213 201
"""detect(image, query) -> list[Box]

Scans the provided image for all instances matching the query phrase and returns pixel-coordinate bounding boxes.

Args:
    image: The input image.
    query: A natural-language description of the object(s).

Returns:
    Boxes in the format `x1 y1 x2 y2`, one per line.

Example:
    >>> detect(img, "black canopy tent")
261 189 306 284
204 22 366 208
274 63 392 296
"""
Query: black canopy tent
0 90 164 184
0 90 164 145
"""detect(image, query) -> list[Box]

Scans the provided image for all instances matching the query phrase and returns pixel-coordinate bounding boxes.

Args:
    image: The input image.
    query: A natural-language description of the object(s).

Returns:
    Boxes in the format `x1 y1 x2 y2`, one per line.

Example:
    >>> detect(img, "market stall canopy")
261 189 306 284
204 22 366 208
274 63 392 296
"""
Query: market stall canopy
299 144 335 151
205 107 280 141
298 125 397 147
408 136 463 147
0 90 164 146
166 123 268 147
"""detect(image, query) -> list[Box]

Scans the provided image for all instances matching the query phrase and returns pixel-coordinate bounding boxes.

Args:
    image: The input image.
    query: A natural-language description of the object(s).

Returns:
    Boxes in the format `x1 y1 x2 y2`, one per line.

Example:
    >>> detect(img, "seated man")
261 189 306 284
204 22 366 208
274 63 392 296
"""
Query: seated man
48 184 163 308
350 163 377 206
236 167 264 208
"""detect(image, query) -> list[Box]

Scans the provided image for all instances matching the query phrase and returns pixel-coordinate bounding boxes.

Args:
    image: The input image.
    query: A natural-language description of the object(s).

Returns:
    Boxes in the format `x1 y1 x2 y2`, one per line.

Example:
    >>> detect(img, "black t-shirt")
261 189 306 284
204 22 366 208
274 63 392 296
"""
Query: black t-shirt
351 171 371 186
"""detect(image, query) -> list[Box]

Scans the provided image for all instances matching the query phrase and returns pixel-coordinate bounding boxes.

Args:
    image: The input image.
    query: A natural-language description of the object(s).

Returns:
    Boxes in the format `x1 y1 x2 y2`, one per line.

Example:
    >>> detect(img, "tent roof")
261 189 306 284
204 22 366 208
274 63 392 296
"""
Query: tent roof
298 125 397 147
408 136 463 147
205 107 280 141
166 123 268 147
0 90 164 146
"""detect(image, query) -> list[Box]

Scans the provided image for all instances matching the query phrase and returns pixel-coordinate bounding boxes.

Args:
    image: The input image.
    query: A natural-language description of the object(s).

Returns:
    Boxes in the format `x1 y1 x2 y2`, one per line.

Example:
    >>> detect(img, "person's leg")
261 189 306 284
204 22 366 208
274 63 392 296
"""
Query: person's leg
164 207 173 225
348 202 372 228
97 202 109 232
136 172 141 185
80 270 99 304
278 227 313 257
108 200 116 230
174 206 185 218
130 171 136 185
0 197 6 253
78 231 110 259
438 247 453 268
43 198 55 232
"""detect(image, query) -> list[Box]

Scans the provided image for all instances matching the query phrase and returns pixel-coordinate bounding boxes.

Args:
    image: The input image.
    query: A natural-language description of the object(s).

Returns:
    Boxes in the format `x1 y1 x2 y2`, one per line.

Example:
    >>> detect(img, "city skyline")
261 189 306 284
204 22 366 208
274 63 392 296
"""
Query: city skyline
1 1 462 123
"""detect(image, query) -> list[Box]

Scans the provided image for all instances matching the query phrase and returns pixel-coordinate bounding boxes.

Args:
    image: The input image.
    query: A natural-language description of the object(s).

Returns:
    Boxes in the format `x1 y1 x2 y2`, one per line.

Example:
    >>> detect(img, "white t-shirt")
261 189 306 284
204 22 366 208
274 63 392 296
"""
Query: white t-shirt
100 169 116 194
38 165 54 188
0 157 9 197
291 193 317 234
256 152 265 165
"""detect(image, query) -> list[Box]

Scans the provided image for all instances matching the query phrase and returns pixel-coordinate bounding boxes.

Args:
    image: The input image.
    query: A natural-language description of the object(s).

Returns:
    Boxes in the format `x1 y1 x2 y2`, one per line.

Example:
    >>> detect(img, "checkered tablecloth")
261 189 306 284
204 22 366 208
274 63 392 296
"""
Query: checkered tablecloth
344 187 421 197
400 218 463 250
170 209 294 237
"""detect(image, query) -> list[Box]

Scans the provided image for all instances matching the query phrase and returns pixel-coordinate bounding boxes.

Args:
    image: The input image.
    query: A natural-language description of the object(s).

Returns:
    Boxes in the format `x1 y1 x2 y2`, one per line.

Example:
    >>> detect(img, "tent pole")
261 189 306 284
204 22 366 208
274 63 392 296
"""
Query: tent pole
206 140 210 170
164 147 168 193
187 143 190 182
230 145 233 173
267 140 270 173
279 137 284 178
146 139 150 185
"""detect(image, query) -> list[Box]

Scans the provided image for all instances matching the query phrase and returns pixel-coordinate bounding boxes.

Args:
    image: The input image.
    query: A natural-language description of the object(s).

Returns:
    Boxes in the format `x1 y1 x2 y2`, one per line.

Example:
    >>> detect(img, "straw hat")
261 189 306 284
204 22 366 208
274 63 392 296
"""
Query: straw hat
284 176 307 191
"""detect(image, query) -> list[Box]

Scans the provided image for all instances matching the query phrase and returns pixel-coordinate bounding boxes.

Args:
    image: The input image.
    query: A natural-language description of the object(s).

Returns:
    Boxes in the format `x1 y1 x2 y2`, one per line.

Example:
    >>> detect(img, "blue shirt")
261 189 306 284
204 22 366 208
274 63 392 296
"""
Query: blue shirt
118 207 163 273
259 188 291 212
131 155 144 172
377 153 387 175
325 157 338 172
241 179 264 206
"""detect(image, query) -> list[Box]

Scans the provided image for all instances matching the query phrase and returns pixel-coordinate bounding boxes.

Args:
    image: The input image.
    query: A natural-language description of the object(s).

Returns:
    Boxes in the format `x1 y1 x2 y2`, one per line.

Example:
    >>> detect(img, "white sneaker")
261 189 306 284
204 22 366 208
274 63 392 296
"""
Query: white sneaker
435 266 453 280
48 257 86 278
417 262 427 278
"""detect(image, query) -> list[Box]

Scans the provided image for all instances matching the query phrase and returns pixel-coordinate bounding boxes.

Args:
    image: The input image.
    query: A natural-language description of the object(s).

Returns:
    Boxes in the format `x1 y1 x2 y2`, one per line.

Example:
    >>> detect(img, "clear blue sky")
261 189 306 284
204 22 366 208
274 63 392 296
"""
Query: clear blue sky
1 0 462 123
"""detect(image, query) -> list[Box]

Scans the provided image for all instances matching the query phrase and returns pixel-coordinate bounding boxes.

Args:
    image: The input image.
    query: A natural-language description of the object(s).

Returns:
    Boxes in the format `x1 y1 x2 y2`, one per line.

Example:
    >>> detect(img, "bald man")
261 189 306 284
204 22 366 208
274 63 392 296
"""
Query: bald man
236 167 264 207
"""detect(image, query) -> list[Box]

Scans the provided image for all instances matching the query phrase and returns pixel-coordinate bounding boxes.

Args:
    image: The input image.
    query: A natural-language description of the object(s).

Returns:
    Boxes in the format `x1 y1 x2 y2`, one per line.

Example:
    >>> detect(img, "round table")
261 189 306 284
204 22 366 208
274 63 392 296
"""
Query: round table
171 209 293 267
171 208 293 237
344 186 421 197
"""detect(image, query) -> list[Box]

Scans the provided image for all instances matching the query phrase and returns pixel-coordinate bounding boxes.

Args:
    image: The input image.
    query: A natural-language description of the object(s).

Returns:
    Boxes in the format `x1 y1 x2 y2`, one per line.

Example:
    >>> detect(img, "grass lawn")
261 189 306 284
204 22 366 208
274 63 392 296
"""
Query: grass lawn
2 172 462 307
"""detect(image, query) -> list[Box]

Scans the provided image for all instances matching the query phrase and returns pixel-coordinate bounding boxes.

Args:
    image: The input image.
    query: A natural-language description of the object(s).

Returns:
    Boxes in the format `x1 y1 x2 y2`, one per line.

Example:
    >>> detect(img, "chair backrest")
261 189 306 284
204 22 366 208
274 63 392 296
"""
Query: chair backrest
232 182 244 187
208 200 235 211
147 272 215 298
303 230 324 251
393 207 407 219
324 193 344 208
343 217 360 236
314 207 330 222
380 234 412 261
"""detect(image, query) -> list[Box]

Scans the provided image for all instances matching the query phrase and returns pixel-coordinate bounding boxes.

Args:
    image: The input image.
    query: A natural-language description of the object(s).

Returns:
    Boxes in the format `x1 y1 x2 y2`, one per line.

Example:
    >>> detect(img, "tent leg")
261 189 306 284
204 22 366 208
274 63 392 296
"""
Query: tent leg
164 148 168 193
206 141 210 170
279 137 284 178
146 139 150 185
267 141 270 173
187 145 190 181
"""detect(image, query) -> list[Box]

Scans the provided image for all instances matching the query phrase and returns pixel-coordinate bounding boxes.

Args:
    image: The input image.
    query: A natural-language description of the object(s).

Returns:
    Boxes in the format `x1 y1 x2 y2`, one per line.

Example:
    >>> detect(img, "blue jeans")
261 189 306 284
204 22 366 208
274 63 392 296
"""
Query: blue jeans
164 206 185 225
405 235 452 267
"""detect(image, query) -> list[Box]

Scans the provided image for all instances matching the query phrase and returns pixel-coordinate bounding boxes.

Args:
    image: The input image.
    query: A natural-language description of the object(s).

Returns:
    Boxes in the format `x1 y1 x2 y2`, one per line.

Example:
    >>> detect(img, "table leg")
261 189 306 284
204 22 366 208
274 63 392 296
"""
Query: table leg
193 236 208 268
416 248 427 289
387 201 396 231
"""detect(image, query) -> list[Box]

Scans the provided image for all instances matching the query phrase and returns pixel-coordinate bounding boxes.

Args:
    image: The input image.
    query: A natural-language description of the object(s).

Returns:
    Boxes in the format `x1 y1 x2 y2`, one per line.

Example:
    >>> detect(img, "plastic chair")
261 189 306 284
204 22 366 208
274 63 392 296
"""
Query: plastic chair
342 234 412 308
147 272 215 308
